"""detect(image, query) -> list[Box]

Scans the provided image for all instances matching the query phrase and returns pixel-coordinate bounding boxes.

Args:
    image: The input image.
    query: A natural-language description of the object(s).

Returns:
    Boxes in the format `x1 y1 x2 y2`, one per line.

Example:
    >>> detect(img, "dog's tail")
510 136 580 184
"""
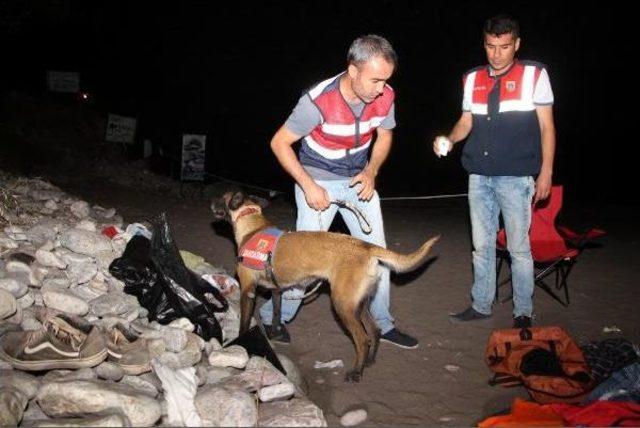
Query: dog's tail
370 235 440 273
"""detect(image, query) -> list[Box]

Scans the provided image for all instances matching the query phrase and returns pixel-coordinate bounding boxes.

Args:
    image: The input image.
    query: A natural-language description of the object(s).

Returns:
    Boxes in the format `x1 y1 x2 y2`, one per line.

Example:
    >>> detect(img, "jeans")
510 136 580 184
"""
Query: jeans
468 174 535 317
259 179 395 334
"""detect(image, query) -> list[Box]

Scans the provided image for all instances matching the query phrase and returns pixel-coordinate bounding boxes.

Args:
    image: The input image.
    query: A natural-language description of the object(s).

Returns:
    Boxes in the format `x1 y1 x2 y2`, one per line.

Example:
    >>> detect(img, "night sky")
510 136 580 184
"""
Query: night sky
2 1 632 203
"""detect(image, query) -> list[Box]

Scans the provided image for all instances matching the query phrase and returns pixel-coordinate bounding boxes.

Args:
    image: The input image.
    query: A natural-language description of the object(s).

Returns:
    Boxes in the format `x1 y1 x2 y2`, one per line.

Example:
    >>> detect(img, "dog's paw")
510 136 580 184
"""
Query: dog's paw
364 356 376 367
344 370 362 383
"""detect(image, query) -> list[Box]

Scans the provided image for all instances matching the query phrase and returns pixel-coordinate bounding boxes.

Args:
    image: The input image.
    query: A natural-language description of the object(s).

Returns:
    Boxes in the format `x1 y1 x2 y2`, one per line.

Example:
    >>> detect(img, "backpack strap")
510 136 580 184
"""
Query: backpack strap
489 372 523 387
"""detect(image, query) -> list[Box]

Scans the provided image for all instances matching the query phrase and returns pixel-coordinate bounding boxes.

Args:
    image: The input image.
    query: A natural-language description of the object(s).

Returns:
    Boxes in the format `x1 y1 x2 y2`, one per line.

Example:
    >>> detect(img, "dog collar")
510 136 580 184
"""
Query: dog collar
232 205 260 222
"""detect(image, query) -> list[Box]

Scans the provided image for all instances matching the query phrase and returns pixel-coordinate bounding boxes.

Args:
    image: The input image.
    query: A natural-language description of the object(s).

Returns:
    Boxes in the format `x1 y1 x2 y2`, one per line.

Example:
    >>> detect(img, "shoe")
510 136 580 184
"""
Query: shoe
449 307 491 322
380 328 419 349
513 315 532 329
263 323 290 345
0 315 107 371
106 324 151 375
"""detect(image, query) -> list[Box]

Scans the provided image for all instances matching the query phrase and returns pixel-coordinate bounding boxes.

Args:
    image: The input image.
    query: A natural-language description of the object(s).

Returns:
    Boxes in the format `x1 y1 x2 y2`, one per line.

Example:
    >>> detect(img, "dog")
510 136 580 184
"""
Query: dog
211 190 439 382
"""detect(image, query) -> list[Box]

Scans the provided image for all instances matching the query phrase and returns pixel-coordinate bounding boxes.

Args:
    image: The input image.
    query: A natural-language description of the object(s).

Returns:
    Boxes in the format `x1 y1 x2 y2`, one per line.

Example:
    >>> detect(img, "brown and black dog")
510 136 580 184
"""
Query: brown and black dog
211 190 439 382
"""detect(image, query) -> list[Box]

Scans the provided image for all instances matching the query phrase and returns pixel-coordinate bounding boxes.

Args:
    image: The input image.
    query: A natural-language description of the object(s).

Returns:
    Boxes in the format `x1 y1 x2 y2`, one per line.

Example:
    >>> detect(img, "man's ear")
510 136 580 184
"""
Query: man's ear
347 63 359 79
229 191 245 211
515 37 521 52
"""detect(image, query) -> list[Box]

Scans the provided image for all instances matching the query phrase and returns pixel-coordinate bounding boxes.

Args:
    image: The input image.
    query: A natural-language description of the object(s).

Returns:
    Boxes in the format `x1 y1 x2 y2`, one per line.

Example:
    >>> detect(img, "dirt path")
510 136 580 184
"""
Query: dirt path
58 177 640 426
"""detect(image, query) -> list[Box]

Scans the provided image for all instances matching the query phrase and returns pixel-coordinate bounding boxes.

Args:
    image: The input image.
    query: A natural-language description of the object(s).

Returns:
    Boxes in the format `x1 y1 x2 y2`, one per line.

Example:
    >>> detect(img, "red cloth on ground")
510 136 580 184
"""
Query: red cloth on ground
478 398 564 427
550 401 640 427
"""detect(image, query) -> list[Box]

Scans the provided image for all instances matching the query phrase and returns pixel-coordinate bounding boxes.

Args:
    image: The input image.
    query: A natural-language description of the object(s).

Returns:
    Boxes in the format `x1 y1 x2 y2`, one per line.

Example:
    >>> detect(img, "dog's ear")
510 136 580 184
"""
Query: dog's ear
248 195 269 209
210 198 228 220
229 191 245 211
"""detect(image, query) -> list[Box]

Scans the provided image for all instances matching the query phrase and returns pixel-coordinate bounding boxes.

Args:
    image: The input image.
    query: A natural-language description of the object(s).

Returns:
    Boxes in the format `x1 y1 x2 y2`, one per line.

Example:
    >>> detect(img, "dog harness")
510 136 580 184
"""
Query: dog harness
238 227 284 271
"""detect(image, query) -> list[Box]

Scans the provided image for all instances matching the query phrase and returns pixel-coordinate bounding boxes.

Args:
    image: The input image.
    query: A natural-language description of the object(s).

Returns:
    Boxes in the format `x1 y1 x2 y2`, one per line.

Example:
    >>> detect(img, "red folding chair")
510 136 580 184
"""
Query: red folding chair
495 185 605 306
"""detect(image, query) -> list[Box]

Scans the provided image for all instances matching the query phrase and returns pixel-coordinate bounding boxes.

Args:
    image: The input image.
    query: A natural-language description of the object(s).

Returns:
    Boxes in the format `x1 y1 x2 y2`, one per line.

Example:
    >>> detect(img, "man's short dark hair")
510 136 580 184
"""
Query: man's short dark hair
484 14 520 39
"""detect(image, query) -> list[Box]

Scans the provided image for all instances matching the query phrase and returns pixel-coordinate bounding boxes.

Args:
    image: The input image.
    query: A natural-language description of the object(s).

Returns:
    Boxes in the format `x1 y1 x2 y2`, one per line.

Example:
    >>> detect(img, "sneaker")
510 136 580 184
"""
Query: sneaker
106 324 151 375
0 315 107 371
513 315 532 329
380 328 419 349
449 307 491 322
263 323 290 345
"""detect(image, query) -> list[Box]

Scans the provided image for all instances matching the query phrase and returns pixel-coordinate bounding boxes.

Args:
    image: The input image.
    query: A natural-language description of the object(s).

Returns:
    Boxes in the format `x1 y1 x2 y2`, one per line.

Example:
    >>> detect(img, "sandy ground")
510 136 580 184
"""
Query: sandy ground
57 177 640 426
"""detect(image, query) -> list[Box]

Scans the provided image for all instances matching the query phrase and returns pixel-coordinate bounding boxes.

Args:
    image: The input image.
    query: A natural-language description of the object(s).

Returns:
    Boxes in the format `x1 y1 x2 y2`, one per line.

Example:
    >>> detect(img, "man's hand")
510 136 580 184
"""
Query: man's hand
350 168 376 201
303 182 331 211
534 172 552 204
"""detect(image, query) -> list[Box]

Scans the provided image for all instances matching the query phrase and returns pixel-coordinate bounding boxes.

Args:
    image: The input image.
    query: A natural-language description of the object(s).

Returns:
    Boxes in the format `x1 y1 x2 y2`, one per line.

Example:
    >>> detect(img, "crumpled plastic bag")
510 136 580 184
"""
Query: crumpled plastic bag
109 212 227 341
152 358 202 427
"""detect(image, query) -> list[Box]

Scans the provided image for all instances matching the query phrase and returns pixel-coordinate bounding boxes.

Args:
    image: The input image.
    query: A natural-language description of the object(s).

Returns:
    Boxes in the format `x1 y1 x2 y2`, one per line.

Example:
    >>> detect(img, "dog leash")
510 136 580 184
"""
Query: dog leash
318 200 372 234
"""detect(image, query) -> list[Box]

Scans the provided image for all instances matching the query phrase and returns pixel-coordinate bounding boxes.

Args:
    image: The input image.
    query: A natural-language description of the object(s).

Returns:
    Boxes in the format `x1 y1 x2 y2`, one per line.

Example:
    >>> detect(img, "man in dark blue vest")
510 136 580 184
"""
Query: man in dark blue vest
433 15 556 328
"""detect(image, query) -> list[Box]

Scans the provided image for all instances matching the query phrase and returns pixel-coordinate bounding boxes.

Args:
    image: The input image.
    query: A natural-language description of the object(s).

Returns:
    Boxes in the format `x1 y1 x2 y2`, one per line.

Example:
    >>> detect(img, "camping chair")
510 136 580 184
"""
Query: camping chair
495 185 605 306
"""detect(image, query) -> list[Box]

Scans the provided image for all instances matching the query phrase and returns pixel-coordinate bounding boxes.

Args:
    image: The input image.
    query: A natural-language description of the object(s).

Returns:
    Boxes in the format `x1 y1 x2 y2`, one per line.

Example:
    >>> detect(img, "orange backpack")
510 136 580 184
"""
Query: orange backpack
485 326 596 404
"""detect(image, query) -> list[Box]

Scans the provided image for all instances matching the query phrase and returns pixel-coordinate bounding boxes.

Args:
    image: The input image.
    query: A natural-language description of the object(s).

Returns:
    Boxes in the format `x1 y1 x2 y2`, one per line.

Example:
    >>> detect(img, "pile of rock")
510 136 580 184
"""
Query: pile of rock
0 174 326 427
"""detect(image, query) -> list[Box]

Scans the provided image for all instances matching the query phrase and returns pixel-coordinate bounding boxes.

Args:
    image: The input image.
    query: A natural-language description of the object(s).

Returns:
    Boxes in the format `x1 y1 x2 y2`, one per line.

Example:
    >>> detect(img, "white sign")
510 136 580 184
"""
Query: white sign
46 71 80 93
105 114 137 144
181 134 206 181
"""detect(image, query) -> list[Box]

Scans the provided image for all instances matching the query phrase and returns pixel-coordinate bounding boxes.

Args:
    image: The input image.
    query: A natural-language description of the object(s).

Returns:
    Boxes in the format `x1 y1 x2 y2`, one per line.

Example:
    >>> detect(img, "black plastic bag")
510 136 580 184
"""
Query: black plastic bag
109 212 228 341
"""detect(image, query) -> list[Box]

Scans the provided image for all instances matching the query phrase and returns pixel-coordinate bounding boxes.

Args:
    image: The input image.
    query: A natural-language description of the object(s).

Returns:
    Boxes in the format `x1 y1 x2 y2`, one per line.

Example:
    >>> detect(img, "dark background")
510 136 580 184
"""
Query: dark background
1 0 632 203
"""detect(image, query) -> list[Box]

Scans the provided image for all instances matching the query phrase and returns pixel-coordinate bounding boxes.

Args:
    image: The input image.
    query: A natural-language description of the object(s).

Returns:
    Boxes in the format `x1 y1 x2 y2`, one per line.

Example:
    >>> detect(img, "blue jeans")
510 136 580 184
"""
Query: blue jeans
468 174 535 317
259 179 395 334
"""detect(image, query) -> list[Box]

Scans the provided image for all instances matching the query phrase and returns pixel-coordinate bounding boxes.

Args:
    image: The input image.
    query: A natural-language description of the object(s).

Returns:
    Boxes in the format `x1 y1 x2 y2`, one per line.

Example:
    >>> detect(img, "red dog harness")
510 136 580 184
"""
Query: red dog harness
238 227 284 271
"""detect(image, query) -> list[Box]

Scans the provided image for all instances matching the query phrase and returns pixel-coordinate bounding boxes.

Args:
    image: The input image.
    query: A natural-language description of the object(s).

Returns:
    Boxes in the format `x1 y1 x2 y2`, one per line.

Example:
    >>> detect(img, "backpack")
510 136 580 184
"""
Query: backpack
485 326 596 404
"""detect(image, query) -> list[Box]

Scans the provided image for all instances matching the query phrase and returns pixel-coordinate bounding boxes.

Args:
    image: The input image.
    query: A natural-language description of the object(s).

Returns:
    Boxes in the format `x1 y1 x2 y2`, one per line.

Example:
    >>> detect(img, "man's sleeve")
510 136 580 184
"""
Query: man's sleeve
533 68 554 105
462 74 472 112
283 94 323 136
379 103 396 130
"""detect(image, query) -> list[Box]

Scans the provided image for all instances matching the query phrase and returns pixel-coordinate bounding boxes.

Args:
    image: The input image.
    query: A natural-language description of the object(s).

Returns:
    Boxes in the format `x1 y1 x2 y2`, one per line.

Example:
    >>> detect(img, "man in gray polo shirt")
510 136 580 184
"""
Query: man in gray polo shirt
260 35 418 349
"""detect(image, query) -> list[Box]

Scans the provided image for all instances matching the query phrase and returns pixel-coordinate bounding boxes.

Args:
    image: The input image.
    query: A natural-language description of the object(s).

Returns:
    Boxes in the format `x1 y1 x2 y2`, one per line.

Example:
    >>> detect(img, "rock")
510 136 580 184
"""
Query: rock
42 368 97 383
42 288 89 315
277 353 307 395
59 229 112 256
0 369 41 399
258 382 296 402
162 328 188 353
340 409 368 426
225 356 289 392
203 366 242 384
0 277 28 298
167 317 195 332
70 201 91 219
204 337 223 355
22 399 51 422
119 375 159 398
195 385 258 427
35 249 67 269
0 386 28 426
258 398 327 427
27 413 131 427
18 289 35 309
96 362 125 381
89 293 138 317
0 288 17 319
208 345 249 369
75 219 97 232
42 277 71 289
44 200 59 211
36 380 161 427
